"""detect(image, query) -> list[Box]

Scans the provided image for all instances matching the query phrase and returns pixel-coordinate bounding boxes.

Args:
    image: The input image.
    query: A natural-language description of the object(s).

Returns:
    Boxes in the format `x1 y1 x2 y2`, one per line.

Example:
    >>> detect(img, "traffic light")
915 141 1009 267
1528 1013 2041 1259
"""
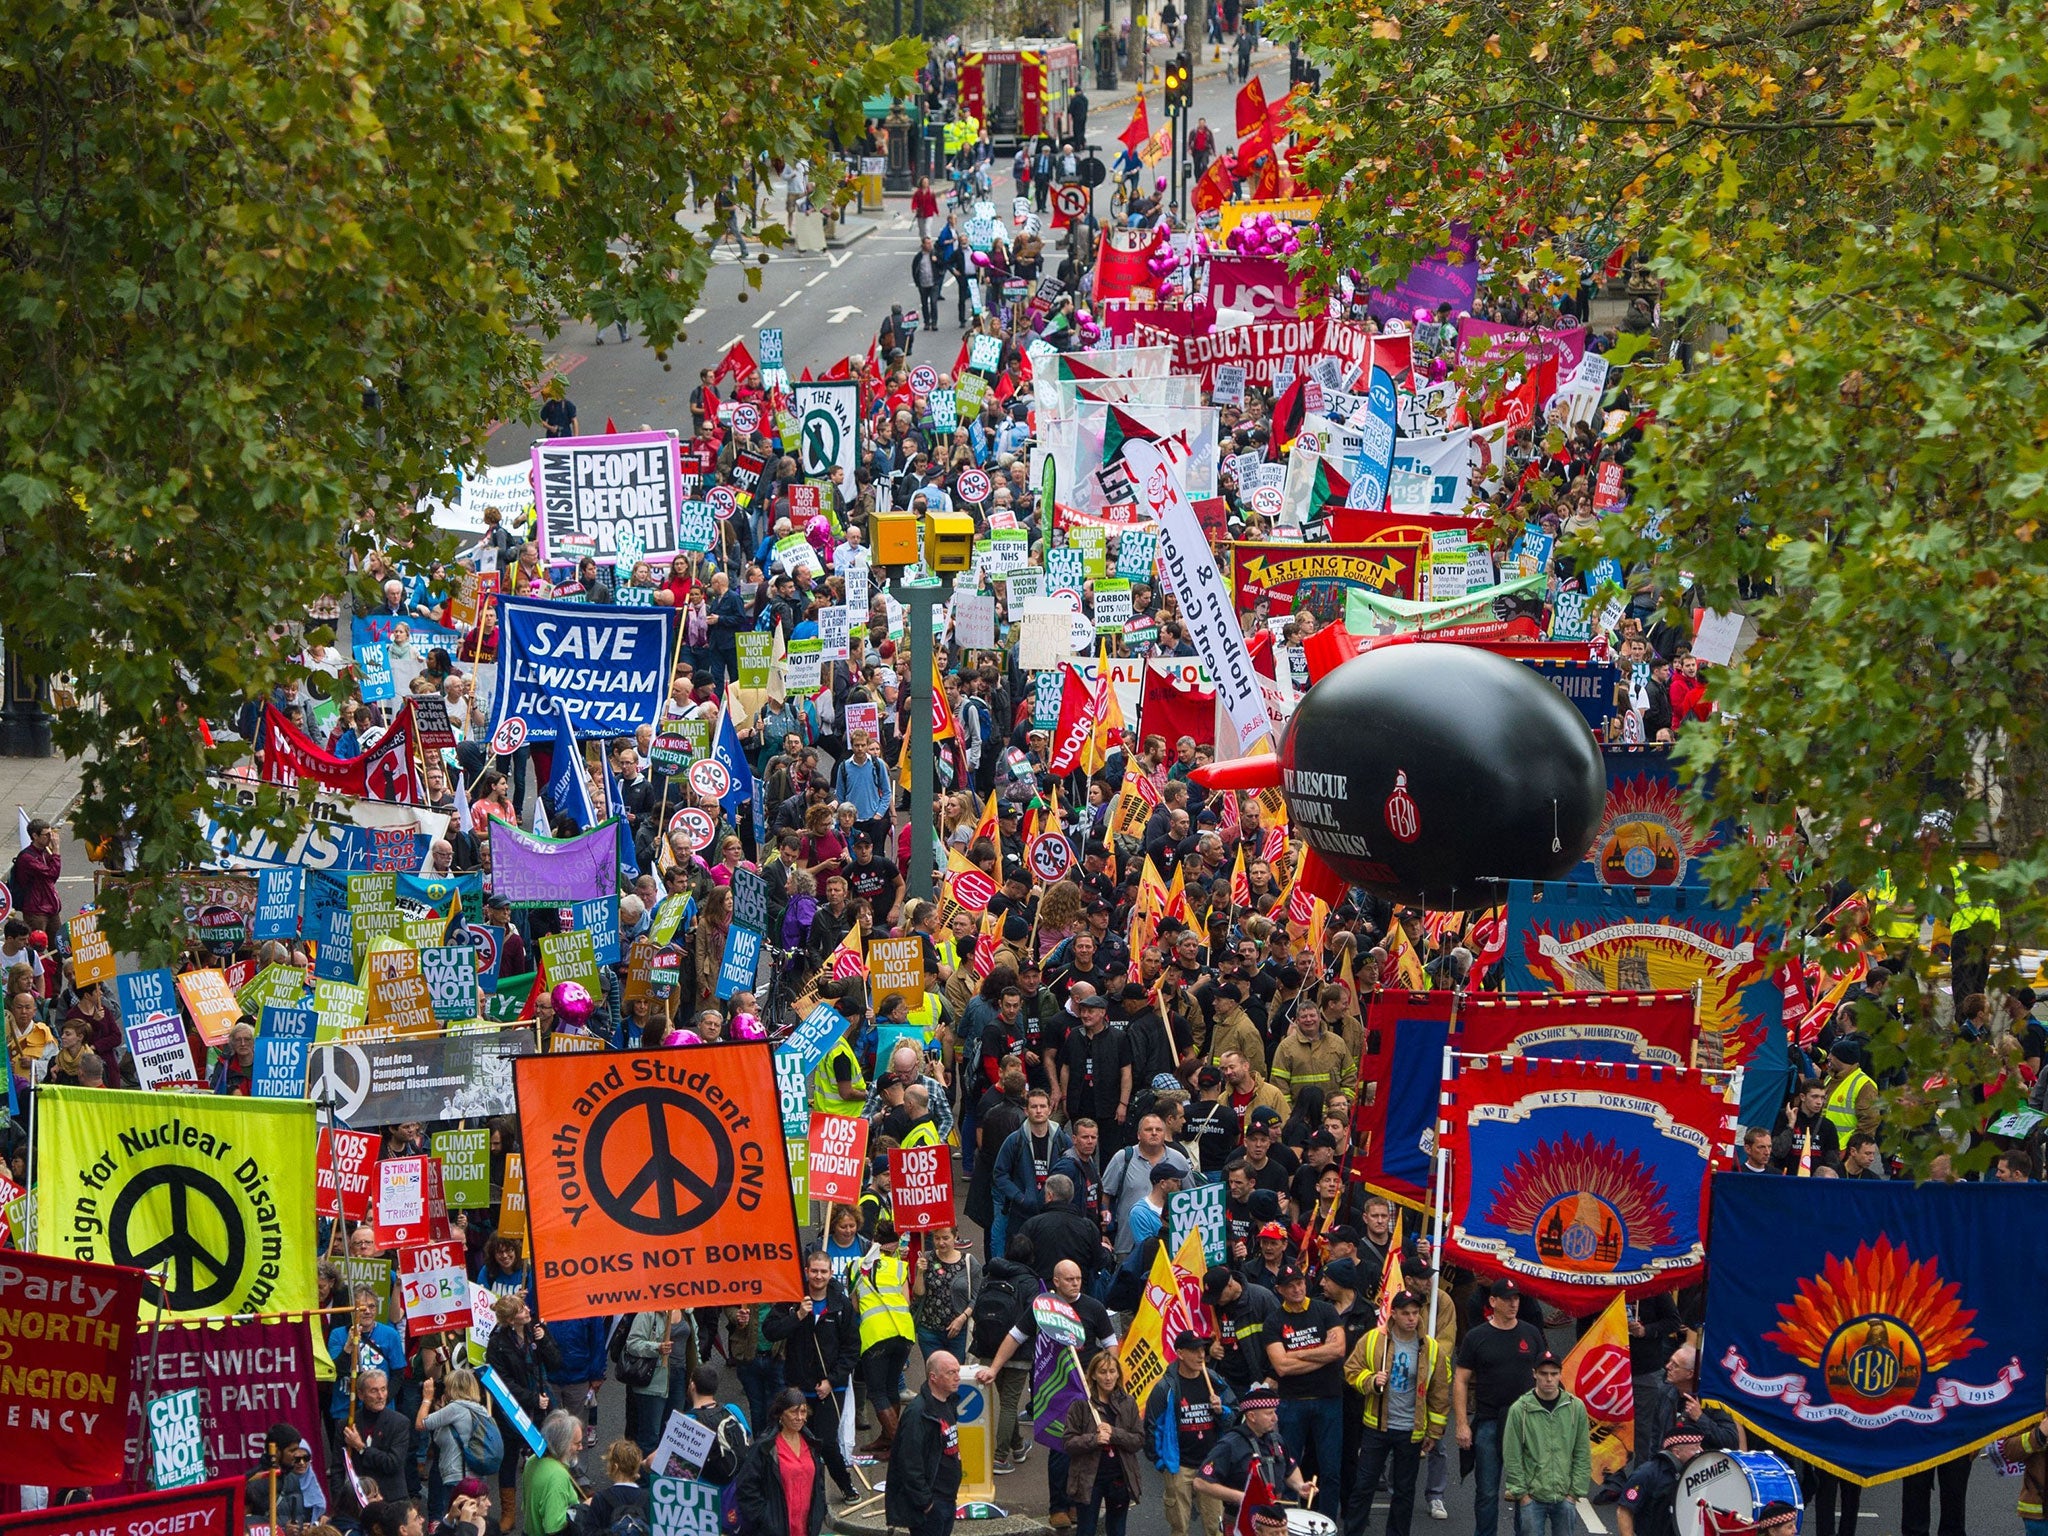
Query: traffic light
1164 54 1191 111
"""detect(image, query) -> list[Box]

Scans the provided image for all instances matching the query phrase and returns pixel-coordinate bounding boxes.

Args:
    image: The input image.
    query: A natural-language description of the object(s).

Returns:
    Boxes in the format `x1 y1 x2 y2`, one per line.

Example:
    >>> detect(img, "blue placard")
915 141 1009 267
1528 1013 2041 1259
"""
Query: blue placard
353 643 396 703
250 1037 310 1099
114 969 177 1026
478 1366 547 1455
783 1001 849 1078
261 1004 319 1041
716 925 764 1001
571 895 621 967
254 868 304 941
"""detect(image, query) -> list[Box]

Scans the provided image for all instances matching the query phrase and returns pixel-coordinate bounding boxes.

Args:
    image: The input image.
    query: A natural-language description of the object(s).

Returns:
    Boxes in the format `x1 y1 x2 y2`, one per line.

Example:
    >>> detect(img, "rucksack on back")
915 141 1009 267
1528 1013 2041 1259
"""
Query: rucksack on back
462 1406 505 1475
970 1271 1036 1359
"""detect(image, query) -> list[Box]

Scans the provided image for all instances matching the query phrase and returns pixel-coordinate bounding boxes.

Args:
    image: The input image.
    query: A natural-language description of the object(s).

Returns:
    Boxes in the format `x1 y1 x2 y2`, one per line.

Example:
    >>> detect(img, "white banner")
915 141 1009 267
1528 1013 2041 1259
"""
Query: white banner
1389 428 1474 514
1123 439 1270 756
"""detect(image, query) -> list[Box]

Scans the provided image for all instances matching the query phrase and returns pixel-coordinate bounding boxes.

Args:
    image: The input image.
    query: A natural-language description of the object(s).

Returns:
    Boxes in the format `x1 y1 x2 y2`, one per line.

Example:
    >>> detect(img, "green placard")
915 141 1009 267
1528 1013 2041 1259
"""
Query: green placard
538 928 600 999
738 631 774 688
338 1256 394 1324
433 1127 492 1209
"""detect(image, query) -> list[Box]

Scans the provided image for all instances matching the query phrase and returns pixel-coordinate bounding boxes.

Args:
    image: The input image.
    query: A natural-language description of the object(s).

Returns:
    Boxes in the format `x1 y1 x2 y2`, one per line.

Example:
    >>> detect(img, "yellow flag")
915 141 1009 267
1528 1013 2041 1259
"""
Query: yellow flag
1386 914 1431 990
1560 1294 1636 1480
35 1086 318 1320
1118 1230 1208 1406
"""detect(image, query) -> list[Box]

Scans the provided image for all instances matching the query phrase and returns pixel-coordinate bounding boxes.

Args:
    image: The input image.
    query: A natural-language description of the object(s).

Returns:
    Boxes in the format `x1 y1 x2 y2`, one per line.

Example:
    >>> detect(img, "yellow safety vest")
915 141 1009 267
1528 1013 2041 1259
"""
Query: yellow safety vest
813 1039 868 1118
901 1118 943 1149
1823 1068 1875 1135
906 993 941 1034
1348 1330 1447 1442
854 1255 916 1349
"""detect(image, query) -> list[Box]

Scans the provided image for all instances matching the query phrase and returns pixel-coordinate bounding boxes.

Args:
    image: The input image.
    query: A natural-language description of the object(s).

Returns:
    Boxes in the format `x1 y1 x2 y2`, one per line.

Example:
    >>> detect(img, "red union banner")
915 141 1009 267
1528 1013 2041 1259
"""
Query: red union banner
0 1251 147 1487
0 1478 242 1536
889 1144 956 1233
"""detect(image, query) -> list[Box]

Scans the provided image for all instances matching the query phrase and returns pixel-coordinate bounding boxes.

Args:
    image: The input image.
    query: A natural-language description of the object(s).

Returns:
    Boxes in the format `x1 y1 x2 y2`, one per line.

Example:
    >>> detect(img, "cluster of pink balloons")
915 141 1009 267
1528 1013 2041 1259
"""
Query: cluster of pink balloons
1076 308 1102 343
1145 239 1181 300
1226 211 1302 257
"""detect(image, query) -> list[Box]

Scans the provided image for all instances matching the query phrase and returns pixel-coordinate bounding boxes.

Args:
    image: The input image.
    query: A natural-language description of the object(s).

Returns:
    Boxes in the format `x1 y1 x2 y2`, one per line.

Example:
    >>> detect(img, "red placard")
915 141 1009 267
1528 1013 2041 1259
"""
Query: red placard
372 1154 450 1249
317 1126 379 1221
889 1144 956 1233
0 1478 242 1536
398 1239 471 1336
789 484 823 519
808 1112 869 1207
0 1252 146 1487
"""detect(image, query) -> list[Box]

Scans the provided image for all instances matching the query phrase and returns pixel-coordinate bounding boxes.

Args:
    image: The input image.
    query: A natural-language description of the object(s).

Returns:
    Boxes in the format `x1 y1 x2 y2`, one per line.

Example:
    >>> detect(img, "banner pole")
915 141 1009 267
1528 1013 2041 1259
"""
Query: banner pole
1426 1144 1449 1341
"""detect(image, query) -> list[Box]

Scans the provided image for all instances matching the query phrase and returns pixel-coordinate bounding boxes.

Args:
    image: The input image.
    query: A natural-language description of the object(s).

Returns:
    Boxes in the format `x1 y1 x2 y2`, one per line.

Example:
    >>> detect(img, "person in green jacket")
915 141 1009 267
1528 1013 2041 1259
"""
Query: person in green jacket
520 1411 585 1536
1502 1352 1593 1536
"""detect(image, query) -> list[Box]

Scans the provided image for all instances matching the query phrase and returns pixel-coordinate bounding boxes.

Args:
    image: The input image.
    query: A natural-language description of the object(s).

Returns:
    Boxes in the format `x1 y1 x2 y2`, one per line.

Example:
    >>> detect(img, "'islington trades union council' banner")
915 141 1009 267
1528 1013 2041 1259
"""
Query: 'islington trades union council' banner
35 1087 318 1321
513 1044 804 1322
488 594 677 746
533 429 685 564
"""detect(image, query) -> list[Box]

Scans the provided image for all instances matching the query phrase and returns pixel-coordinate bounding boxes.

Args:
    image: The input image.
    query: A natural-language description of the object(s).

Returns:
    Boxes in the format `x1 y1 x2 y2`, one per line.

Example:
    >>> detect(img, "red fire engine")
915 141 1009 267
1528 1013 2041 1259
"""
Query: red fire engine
958 40 1082 150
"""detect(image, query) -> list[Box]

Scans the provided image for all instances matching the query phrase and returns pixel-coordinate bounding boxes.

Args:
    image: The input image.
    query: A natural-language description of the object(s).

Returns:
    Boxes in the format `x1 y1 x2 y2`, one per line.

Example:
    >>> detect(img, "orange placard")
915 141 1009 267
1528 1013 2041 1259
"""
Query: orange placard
499 1153 527 1241
175 969 243 1047
513 1044 804 1321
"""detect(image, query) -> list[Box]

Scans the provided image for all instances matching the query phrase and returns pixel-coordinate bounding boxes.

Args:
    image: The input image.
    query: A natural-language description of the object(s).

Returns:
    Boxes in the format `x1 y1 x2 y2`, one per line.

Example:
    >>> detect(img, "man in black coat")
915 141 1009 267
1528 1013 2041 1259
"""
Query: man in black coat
1016 1173 1104 1284
886 1353 964 1536
340 1368 412 1514
704 570 746 688
763 1251 860 1497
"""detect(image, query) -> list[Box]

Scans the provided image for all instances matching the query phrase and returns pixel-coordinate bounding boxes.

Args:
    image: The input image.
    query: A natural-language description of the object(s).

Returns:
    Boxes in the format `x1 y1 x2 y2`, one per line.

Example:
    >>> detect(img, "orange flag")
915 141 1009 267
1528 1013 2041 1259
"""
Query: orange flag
1561 1295 1636 1480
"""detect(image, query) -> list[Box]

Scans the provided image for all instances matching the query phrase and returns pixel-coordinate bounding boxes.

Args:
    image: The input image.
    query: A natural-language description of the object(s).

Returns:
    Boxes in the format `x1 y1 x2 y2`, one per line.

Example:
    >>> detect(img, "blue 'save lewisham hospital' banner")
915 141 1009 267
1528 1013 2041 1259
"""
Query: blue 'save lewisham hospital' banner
1440 1054 1735 1313
488 593 676 746
1700 1175 2048 1485
1502 880 1792 1126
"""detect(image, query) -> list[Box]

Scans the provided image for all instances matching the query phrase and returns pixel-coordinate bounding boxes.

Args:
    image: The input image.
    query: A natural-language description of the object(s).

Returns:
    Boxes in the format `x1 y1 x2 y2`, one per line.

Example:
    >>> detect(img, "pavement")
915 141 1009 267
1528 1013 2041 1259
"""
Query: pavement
0 749 99 925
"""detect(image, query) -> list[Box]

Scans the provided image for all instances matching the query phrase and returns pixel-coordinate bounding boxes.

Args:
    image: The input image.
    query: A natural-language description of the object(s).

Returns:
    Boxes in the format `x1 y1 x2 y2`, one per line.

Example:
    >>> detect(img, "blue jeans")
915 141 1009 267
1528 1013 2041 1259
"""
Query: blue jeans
988 1208 1009 1266
1276 1397 1342 1518
1472 1418 1505 1536
735 1356 783 1436
2022 1521 2048 1536
917 1325 967 1364
1515 1501 1578 1536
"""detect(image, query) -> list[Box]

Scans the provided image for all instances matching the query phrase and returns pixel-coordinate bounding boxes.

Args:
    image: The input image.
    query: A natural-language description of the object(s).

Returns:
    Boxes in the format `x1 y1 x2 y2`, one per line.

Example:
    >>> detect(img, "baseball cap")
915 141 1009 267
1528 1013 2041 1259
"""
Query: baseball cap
1275 1263 1305 1286
1534 1350 1562 1369
1321 1257 1359 1290
1256 1221 1286 1241
1173 1329 1205 1351
1326 1224 1360 1248
852 829 873 845
1149 1161 1184 1186
1390 1290 1424 1311
1247 1106 1282 1131
1489 1277 1522 1299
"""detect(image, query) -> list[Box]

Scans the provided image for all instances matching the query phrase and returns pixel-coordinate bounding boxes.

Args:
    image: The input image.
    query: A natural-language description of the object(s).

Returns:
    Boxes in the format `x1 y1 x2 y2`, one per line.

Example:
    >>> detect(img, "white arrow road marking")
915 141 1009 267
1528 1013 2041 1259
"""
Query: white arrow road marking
828 306 864 324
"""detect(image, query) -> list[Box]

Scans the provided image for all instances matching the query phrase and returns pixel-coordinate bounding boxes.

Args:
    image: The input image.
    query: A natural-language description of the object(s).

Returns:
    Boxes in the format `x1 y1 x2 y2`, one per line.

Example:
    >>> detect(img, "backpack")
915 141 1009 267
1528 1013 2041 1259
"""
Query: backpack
607 1504 650 1536
609 1315 658 1391
460 1405 506 1476
689 1404 747 1486
970 1269 1037 1360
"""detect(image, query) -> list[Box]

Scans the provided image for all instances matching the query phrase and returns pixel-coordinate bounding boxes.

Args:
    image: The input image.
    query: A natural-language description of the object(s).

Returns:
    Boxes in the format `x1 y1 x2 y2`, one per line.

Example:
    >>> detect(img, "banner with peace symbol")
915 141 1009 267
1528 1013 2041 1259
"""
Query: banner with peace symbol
513 1044 805 1322
35 1087 318 1321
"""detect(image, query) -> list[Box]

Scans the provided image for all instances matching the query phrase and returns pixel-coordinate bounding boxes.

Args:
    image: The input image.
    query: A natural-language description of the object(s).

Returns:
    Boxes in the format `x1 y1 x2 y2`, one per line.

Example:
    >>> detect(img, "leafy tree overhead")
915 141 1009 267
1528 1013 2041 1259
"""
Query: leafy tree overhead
0 0 920 959
1267 0 2048 1159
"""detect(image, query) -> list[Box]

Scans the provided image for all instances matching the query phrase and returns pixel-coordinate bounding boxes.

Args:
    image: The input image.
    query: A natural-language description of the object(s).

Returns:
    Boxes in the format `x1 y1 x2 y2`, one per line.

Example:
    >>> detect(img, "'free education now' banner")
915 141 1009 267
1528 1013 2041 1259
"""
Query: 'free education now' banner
1700 1176 2048 1485
488 593 676 745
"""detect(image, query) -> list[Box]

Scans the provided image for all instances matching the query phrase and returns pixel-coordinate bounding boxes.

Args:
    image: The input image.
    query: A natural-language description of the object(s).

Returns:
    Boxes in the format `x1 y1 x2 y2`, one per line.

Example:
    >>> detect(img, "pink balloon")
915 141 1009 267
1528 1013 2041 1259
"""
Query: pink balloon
971 250 991 268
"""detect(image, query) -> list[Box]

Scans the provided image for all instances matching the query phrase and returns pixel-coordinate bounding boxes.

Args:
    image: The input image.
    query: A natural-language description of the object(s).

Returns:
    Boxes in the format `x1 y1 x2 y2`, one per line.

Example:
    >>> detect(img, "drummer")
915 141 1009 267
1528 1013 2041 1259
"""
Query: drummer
1615 1426 1706 1536
1193 1384 1311 1514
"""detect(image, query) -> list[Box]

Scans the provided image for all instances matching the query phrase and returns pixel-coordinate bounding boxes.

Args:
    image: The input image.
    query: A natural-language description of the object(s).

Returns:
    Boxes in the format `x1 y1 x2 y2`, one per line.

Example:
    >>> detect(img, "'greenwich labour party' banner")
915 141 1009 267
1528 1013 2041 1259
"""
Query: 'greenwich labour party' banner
488 593 676 746
36 1087 318 1321
1700 1175 2048 1485
1440 1055 1736 1313
1503 880 1792 1126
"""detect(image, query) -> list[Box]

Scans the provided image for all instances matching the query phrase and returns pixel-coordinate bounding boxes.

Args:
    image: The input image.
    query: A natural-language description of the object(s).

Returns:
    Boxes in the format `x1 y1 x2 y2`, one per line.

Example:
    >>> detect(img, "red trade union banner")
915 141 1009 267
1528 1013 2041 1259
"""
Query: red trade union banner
1230 540 1422 620
0 1478 242 1536
108 1316 328 1495
515 1045 804 1320
889 1144 956 1233
807 1112 869 1207
0 1251 146 1487
317 1126 378 1221
1457 991 1700 1069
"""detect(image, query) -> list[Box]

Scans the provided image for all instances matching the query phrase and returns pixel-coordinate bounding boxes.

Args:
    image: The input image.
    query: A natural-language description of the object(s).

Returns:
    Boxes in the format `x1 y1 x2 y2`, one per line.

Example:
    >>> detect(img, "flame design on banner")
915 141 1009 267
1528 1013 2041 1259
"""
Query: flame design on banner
1486 1132 1680 1272
1589 771 1713 886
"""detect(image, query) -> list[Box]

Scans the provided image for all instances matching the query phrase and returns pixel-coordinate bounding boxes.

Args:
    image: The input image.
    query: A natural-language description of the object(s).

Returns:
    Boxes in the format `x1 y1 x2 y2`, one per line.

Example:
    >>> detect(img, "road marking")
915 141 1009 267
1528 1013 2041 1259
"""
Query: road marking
808 271 831 287
684 308 705 324
755 308 777 324
1577 1500 1606 1533
828 306 863 324
718 335 741 351
829 249 850 269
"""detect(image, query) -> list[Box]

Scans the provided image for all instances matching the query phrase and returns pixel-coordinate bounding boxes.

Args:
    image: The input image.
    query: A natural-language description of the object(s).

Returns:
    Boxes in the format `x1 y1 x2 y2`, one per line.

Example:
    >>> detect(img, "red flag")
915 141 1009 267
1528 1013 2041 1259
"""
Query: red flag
799 365 814 383
712 338 758 386
1119 98 1151 152
1231 1460 1277 1536
1046 665 1099 776
823 356 852 381
1192 158 1232 214
262 699 424 804
604 417 618 434
1235 77 1268 140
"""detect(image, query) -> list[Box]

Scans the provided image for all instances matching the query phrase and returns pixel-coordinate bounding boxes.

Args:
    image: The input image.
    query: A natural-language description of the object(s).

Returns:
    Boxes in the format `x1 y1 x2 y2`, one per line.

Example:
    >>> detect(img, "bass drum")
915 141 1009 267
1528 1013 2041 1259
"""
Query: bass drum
1284 1511 1337 1536
1674 1450 1804 1536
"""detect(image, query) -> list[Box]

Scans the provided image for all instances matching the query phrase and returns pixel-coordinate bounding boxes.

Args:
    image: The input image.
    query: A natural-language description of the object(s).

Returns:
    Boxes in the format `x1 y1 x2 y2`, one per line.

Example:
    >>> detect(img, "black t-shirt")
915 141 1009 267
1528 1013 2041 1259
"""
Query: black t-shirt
1062 1024 1132 1117
1212 1281 1280 1389
1237 1154 1293 1202
1187 1100 1242 1172
1149 1371 1223 1465
1454 1319 1546 1422
846 855 899 907
1008 1290 1118 1360
1272 1298 1344 1399
1224 1190 1282 1256
1616 1454 1681 1536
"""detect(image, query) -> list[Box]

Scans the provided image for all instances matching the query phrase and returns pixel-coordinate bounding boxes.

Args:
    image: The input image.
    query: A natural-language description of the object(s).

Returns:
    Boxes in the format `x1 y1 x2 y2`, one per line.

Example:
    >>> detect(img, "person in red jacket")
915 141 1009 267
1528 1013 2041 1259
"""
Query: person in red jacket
911 177 942 239
9 819 62 940
1669 650 1712 723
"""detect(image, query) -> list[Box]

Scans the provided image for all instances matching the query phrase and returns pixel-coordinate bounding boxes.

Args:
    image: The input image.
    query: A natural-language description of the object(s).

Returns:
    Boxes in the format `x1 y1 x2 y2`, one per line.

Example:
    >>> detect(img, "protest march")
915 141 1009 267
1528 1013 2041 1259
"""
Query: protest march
5 15 2048 1536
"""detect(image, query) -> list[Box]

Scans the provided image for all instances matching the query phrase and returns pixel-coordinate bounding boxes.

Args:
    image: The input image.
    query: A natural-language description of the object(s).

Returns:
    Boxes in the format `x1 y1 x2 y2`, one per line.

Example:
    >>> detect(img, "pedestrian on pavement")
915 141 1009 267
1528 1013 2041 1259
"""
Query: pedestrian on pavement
886 1352 966 1536
711 182 749 258
913 239 942 329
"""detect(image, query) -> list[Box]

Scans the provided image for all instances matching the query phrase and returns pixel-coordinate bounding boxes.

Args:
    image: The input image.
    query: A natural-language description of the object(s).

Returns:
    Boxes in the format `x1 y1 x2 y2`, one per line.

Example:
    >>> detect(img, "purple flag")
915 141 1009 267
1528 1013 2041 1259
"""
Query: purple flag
488 817 619 906
1029 1331 1088 1451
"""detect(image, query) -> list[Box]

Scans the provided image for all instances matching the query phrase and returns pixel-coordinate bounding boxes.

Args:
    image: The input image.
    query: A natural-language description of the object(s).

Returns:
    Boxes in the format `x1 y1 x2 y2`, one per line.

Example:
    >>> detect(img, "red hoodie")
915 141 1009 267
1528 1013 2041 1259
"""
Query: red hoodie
1670 671 1712 723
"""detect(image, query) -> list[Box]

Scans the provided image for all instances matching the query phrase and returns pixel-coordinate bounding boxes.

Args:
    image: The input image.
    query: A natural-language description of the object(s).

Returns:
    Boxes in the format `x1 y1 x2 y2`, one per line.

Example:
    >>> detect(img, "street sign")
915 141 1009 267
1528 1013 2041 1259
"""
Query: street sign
1054 184 1088 217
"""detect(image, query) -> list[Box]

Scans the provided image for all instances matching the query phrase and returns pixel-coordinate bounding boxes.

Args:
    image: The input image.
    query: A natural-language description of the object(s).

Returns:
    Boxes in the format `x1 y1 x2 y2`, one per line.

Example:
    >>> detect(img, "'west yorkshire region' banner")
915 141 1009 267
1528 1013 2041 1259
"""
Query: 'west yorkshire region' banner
533 429 684 564
1456 990 1700 1067
1700 1175 2048 1485
489 592 676 745
1440 1054 1735 1313
512 1045 804 1321
35 1087 318 1321
1570 745 1729 889
1502 880 1792 1126
1352 989 1456 1211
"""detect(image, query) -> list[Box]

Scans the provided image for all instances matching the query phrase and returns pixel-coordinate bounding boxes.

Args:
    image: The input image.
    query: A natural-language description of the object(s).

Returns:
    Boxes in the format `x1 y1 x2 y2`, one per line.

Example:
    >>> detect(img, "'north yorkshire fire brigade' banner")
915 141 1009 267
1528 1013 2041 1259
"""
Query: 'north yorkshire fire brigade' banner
533 429 684 564
1456 991 1700 1067
514 1045 804 1322
488 593 677 746
35 1088 318 1322
1439 1055 1736 1313
1230 541 1422 623
1352 990 1457 1211
1502 880 1792 1127
0 1250 147 1486
1700 1176 2048 1485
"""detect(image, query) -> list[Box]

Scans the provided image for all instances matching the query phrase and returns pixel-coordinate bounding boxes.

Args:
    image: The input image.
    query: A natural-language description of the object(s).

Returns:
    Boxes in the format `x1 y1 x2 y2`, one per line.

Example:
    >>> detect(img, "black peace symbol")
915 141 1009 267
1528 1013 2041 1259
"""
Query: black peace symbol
801 411 841 475
110 1164 247 1311
585 1086 736 1237
309 1044 371 1120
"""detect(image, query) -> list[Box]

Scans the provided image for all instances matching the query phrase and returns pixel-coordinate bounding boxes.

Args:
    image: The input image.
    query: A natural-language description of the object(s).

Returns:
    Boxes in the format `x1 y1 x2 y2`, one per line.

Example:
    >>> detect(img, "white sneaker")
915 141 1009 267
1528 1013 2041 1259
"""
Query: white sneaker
1012 1442 1031 1465
1428 1497 1448 1521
